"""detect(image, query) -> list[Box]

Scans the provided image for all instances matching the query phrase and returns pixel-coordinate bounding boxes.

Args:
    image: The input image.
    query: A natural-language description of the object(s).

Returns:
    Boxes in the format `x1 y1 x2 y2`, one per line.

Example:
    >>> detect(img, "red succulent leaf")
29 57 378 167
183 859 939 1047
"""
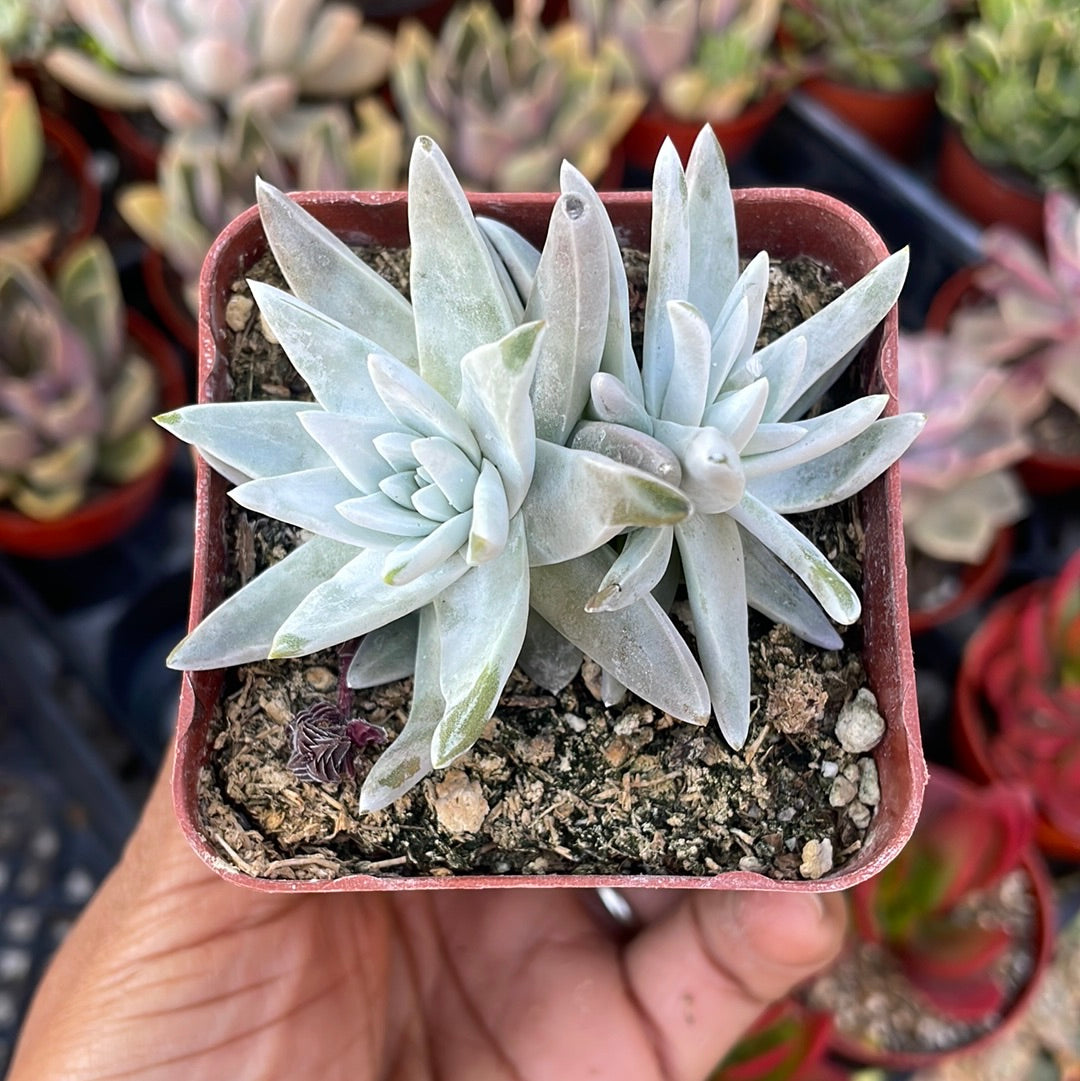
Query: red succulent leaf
1041 742 1080 836
904 920 1013 984
713 999 833 1081
900 960 1010 1023
1018 583 1055 684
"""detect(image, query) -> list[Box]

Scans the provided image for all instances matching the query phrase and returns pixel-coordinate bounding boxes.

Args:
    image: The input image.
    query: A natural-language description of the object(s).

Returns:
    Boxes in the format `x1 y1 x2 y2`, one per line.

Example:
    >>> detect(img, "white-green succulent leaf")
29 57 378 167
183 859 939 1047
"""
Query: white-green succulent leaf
476 216 541 306
431 514 530 767
701 377 770 454
740 422 808 456
255 178 417 367
685 124 738 327
246 281 399 422
748 413 926 514
570 420 682 486
586 524 674 613
530 550 711 726
269 547 470 658
588 372 653 433
297 412 397 493
154 401 331 480
467 460 510 565
382 511 476 585
523 442 691 566
741 531 844 651
347 614 420 690
517 610 582 695
676 512 750 748
660 300 712 426
357 607 441 812
707 251 770 399
166 536 360 669
643 138 689 416
525 191 610 445
407 136 517 402
729 493 861 626
652 420 746 515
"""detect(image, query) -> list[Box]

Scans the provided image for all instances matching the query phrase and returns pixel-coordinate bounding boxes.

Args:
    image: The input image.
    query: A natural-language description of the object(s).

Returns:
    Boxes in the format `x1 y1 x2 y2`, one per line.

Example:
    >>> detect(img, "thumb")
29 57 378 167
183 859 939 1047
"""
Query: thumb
623 889 846 1081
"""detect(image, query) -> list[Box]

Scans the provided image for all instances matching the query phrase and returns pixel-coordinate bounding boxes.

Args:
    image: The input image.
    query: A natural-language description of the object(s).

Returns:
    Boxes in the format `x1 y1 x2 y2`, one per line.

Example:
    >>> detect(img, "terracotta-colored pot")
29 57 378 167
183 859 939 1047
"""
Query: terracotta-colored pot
953 582 1080 862
927 266 1080 495
620 91 788 173
825 767 1056 1072
175 185 926 892
936 126 1045 244
0 312 187 558
801 78 937 162
907 526 1014 635
142 247 198 358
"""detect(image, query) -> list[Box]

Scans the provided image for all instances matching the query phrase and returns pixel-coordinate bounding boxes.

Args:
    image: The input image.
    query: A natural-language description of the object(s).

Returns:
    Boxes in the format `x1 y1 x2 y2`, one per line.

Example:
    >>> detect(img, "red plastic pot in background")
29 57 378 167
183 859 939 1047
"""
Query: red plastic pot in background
908 526 1014 635
824 767 1056 1073
953 582 1080 862
927 266 1080 494
801 78 937 162
0 312 187 559
176 184 926 893
97 107 162 181
620 92 788 173
143 247 198 359
936 126 1044 244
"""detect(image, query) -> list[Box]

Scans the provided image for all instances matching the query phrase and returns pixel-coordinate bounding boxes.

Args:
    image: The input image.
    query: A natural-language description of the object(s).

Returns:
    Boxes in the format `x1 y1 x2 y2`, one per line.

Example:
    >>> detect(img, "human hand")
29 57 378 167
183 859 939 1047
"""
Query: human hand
9 754 845 1081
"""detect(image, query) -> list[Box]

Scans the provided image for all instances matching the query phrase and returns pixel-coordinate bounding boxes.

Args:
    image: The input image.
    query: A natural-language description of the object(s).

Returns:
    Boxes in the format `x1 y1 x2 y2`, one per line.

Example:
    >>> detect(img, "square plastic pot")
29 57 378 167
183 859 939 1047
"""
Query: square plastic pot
175 187 926 893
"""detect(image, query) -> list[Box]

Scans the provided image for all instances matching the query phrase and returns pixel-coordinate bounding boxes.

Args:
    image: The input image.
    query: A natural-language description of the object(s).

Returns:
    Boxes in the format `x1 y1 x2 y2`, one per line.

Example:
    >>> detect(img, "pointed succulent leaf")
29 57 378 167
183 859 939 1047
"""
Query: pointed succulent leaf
525 192 610 445
255 179 417 366
516 610 582 695
686 125 738 327
270 547 470 658
749 414 925 514
643 139 690 416
382 511 474 585
298 411 394 492
410 483 456 521
247 281 400 422
708 252 770 400
337 491 431 537
730 494 862 625
560 160 642 403
367 353 482 465
154 401 331 480
587 525 674 613
467 460 510 564
476 216 541 305
230 468 390 548
431 516 529 767
660 301 712 426
758 249 909 422
358 607 441 812
408 136 517 402
741 422 808 456
742 531 844 650
702 378 770 452
677 512 750 748
167 537 359 669
458 321 544 516
410 436 480 513
347 613 420 690
589 372 653 432
570 420 682 485
531 550 711 726
523 442 691 565
741 395 889 480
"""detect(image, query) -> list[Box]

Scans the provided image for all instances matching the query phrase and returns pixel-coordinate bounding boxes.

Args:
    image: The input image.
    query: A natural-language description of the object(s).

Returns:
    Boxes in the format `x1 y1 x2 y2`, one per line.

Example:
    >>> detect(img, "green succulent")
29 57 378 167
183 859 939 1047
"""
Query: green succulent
781 0 951 91
159 136 707 810
934 0 1080 191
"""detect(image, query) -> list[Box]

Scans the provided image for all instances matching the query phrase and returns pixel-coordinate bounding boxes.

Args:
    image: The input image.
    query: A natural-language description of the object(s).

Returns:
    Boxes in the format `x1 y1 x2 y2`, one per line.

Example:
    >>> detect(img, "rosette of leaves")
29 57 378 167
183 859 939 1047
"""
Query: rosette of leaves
0 238 163 520
158 135 707 810
390 0 644 191
44 0 393 145
898 329 1045 565
488 126 923 748
117 101 403 316
934 0 1080 192
570 0 786 123
780 0 951 92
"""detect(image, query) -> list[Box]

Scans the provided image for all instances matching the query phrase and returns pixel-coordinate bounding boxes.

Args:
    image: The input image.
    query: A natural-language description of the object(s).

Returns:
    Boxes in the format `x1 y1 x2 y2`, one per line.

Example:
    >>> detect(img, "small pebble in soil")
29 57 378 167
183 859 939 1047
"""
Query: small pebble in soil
430 770 489 835
800 838 834 879
834 688 886 753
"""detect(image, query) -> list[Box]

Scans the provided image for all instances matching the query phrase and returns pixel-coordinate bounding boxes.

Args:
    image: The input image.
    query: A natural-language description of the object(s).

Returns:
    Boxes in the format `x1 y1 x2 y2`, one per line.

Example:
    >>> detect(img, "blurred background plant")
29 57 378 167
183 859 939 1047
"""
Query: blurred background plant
934 0 1080 195
0 0 67 59
391 0 643 190
571 0 787 122
0 237 163 521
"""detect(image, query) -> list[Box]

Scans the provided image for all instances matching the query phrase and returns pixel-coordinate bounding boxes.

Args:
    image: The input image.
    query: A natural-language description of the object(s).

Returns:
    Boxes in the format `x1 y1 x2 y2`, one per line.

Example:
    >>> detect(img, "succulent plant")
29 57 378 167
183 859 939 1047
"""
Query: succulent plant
710 998 837 1081
842 772 1038 1022
390 0 644 191
44 0 393 147
780 0 951 91
0 0 66 58
968 550 1080 841
488 126 922 749
570 0 786 123
898 329 1046 564
951 191 1080 420
934 0 1080 192
0 238 163 520
158 135 712 810
117 101 403 316
0 52 52 261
